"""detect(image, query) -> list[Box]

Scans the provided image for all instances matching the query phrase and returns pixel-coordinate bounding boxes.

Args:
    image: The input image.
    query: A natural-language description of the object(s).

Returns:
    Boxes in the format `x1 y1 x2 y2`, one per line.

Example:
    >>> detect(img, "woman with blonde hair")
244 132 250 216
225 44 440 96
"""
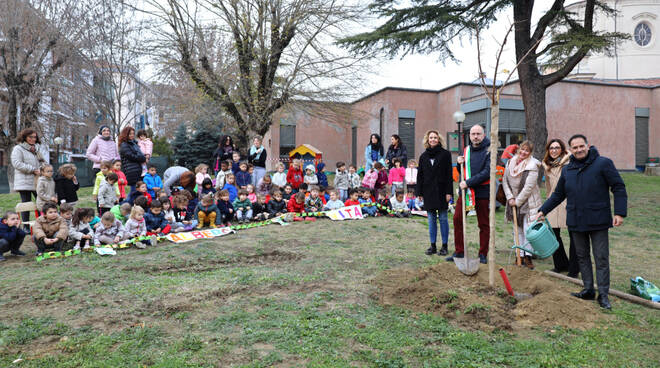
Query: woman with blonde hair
542 138 577 276
416 130 453 256
502 140 543 269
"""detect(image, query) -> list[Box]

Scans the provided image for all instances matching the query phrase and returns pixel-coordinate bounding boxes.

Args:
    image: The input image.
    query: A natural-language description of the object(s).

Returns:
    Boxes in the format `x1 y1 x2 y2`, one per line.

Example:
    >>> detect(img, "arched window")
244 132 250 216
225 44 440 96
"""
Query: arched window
379 108 384 137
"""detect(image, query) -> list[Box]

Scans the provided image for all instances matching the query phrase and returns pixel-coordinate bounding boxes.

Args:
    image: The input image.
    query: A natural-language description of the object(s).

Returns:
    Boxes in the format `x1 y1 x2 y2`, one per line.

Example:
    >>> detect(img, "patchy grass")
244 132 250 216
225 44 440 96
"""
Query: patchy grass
0 173 658 366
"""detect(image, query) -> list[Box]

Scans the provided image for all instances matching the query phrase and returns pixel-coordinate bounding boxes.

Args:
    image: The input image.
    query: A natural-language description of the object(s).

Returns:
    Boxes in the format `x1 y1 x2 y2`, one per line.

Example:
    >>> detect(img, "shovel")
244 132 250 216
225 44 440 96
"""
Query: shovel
454 162 480 276
512 206 522 266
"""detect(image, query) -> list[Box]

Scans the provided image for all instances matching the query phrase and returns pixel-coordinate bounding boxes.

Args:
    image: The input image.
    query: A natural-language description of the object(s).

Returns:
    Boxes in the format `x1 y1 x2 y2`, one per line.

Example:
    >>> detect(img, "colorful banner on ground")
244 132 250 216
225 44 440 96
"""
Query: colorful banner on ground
166 227 235 243
325 205 364 220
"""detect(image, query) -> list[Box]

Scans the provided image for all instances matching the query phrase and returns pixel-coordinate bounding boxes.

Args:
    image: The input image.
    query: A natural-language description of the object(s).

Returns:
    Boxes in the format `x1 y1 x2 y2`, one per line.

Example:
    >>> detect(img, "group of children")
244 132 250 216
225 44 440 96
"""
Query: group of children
1 152 427 261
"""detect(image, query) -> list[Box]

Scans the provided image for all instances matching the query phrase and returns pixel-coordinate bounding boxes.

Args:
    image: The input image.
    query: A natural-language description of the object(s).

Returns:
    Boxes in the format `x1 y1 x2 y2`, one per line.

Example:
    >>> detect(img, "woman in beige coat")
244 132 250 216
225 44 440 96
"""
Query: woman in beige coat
542 139 578 277
502 141 543 269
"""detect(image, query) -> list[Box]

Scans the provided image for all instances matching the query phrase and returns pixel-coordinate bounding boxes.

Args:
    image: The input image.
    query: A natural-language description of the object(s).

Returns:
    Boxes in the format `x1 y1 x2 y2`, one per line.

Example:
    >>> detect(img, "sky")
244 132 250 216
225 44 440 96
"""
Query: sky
360 0 561 93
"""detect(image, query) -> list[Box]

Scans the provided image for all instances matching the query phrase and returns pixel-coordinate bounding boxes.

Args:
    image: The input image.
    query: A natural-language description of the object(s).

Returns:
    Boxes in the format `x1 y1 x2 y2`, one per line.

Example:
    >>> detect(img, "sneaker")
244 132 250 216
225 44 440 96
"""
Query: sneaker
479 254 487 264
445 253 464 262
134 241 147 249
83 245 90 250
150 235 158 246
73 244 81 251
11 250 26 256
36 252 44 257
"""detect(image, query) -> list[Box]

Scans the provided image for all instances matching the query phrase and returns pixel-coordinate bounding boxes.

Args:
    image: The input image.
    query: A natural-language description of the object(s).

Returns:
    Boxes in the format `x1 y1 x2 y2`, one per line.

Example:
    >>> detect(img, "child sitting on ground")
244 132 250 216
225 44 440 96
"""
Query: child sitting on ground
133 196 150 212
253 194 269 221
222 173 238 202
195 163 212 188
160 196 183 233
323 189 344 211
195 194 220 229
143 164 163 199
359 188 378 217
0 211 26 261
305 185 323 213
344 189 361 207
185 189 199 216
282 184 293 202
214 160 232 191
110 203 132 224
127 181 152 206
348 164 361 189
36 164 57 212
390 190 410 217
271 162 287 189
286 159 304 191
377 189 392 216
199 178 216 198
333 162 349 201
98 172 119 215
54 163 80 206
173 194 196 231
287 191 306 214
93 212 125 247
235 162 252 189
124 205 154 249
33 202 68 255
246 184 257 203
137 129 153 176
215 190 234 226
304 164 318 186
145 200 171 235
232 190 253 223
69 208 94 250
59 203 74 247
267 190 287 217
256 175 272 197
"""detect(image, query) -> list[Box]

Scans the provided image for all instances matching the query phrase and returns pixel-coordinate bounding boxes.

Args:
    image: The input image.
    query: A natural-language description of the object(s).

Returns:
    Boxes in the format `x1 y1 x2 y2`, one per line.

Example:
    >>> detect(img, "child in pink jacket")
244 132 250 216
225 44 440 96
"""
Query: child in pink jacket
137 129 153 176
388 158 405 196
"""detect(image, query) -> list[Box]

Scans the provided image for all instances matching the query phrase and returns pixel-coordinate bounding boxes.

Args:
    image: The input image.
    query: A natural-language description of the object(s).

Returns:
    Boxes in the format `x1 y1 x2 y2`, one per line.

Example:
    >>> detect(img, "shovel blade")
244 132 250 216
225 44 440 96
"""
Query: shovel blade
455 257 480 276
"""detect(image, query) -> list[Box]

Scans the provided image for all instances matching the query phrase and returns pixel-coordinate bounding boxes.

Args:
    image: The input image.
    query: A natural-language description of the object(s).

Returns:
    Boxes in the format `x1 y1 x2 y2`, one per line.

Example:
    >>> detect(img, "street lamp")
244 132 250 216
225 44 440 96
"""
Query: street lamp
453 110 466 153
54 136 64 171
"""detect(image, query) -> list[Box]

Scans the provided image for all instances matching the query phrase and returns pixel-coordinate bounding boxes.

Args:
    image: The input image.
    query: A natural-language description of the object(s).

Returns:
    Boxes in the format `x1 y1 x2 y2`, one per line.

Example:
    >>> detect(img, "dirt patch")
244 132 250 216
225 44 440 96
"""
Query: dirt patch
125 250 303 275
372 263 610 331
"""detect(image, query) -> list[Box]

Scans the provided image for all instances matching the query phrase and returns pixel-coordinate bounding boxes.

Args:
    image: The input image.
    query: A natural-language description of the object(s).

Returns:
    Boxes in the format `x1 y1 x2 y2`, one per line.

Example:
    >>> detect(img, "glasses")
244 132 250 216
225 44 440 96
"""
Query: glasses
28 135 37 139
549 146 561 150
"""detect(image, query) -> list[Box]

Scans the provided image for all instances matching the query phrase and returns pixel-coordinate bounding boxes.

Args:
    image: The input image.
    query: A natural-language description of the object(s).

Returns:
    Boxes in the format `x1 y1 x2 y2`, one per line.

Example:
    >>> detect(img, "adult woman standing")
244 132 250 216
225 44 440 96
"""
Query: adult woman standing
214 135 236 173
416 130 453 256
542 139 577 276
364 134 385 172
118 126 146 192
11 128 45 222
248 135 267 186
86 125 120 175
502 140 543 269
385 134 408 168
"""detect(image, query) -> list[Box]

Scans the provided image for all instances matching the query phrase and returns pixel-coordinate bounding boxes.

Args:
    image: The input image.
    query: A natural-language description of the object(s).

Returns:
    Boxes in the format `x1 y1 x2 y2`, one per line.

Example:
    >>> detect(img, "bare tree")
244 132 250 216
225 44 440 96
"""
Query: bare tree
78 0 149 138
0 0 87 189
142 0 370 149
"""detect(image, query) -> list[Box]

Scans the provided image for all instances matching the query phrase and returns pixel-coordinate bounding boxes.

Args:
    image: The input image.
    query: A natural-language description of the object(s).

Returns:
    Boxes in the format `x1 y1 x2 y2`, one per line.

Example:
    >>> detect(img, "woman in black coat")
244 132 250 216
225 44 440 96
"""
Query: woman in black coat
385 134 408 168
118 126 146 192
213 135 236 173
416 130 453 256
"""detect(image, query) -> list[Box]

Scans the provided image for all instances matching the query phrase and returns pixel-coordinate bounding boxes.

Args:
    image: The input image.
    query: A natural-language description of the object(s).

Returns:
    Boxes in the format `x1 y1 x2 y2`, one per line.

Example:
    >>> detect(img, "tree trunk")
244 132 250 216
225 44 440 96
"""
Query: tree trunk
519 78 548 160
488 102 499 286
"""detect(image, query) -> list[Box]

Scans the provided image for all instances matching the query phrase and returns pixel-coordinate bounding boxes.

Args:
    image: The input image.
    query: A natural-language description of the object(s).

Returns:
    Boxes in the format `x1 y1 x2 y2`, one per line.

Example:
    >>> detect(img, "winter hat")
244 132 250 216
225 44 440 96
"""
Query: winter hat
305 164 315 173
316 162 325 171
98 125 110 135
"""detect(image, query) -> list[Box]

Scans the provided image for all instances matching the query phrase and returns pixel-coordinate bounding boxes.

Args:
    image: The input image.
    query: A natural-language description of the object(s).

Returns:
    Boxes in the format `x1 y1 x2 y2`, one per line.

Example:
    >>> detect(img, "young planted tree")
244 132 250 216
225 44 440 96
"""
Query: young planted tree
143 0 370 149
340 0 628 158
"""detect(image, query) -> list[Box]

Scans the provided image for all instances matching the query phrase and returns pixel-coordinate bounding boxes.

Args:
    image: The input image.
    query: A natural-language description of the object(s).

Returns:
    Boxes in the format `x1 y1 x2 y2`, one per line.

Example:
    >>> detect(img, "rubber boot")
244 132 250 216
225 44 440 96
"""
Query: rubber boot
438 244 448 256
425 243 437 255
197 211 206 229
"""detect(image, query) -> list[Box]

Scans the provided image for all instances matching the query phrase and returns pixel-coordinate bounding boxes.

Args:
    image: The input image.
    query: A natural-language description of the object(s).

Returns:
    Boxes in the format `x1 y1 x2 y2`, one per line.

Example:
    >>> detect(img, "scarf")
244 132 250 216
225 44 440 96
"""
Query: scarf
547 154 565 168
19 142 45 163
425 145 442 159
509 154 530 177
101 135 112 141
462 146 476 211
249 145 263 161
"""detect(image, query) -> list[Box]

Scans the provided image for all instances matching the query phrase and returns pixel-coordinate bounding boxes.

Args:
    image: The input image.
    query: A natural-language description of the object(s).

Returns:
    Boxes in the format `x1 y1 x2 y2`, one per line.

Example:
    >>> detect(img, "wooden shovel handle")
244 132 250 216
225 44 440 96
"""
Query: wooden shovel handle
512 206 521 266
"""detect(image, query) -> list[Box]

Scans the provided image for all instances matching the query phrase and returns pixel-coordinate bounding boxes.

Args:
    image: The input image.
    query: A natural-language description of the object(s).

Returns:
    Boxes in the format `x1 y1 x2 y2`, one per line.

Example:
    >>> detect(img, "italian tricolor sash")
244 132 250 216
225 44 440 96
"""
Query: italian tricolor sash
463 146 476 211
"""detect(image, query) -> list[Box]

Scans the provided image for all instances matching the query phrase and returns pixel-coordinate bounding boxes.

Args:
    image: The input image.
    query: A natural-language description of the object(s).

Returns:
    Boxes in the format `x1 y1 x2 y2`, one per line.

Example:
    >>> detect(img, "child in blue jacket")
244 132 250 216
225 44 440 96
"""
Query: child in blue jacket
144 199 171 235
143 164 163 199
0 211 26 261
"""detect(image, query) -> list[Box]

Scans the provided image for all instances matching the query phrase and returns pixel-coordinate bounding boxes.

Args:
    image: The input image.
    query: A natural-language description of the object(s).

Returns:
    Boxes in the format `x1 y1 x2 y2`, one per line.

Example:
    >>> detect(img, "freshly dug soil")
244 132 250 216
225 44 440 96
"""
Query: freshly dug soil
372 263 610 331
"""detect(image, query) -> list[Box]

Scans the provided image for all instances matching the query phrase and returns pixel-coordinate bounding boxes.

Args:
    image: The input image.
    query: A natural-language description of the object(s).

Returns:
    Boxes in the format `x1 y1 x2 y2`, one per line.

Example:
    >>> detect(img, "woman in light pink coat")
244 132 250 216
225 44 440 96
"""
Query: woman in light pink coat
86 125 120 174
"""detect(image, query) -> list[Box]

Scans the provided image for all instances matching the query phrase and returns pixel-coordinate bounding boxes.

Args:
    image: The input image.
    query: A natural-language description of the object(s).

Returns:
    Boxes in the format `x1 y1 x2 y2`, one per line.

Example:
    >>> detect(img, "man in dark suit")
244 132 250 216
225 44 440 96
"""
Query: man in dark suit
538 134 627 309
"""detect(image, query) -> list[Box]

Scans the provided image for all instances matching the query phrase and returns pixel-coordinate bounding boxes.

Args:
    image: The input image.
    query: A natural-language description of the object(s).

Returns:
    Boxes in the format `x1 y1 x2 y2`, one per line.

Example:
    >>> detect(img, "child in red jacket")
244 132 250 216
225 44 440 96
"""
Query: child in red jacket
286 159 304 191
287 191 306 213
344 189 361 206
374 162 388 192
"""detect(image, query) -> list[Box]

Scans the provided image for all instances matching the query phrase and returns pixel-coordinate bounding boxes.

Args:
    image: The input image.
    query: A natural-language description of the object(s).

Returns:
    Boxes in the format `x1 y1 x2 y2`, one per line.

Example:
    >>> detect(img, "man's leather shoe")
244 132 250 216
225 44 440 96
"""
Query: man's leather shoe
571 289 596 300
597 294 611 309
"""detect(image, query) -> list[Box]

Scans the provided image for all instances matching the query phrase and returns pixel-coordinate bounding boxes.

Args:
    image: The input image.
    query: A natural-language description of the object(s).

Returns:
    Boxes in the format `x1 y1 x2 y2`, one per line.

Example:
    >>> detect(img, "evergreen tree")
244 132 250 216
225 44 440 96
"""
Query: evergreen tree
187 124 222 169
172 124 192 167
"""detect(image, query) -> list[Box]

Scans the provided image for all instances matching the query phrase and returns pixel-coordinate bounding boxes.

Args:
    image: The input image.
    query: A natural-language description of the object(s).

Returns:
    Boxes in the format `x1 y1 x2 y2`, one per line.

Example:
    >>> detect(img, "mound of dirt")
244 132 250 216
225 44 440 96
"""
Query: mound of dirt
372 263 610 331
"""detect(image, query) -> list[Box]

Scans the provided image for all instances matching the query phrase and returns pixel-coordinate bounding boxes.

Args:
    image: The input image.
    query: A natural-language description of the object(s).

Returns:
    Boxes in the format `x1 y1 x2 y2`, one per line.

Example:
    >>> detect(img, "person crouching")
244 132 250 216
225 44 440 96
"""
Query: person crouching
195 193 221 228
33 202 68 256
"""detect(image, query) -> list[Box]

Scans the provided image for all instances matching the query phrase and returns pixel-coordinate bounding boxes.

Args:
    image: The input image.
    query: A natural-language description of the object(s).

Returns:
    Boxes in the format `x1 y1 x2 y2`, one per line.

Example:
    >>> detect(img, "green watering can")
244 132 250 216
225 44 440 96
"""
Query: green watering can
511 218 559 259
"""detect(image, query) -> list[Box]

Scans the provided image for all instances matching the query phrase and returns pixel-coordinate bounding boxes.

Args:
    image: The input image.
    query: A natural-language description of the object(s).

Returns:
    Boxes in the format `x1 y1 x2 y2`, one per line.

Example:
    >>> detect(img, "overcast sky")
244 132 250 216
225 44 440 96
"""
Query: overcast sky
360 0 561 93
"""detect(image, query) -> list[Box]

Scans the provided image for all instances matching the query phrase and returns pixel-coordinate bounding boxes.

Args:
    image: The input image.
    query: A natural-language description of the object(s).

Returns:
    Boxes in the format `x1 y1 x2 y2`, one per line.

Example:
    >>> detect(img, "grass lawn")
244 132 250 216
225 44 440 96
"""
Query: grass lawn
0 173 658 367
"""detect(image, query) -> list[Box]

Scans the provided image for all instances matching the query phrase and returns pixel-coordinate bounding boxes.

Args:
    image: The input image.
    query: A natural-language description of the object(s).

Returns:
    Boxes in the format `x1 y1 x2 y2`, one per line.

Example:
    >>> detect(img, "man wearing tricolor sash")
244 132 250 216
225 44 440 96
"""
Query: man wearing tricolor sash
447 125 491 264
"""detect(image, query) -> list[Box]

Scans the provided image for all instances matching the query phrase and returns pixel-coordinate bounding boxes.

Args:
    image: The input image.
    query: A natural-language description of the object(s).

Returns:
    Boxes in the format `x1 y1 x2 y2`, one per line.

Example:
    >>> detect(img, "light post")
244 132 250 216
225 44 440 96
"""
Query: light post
453 110 466 154
54 136 64 171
